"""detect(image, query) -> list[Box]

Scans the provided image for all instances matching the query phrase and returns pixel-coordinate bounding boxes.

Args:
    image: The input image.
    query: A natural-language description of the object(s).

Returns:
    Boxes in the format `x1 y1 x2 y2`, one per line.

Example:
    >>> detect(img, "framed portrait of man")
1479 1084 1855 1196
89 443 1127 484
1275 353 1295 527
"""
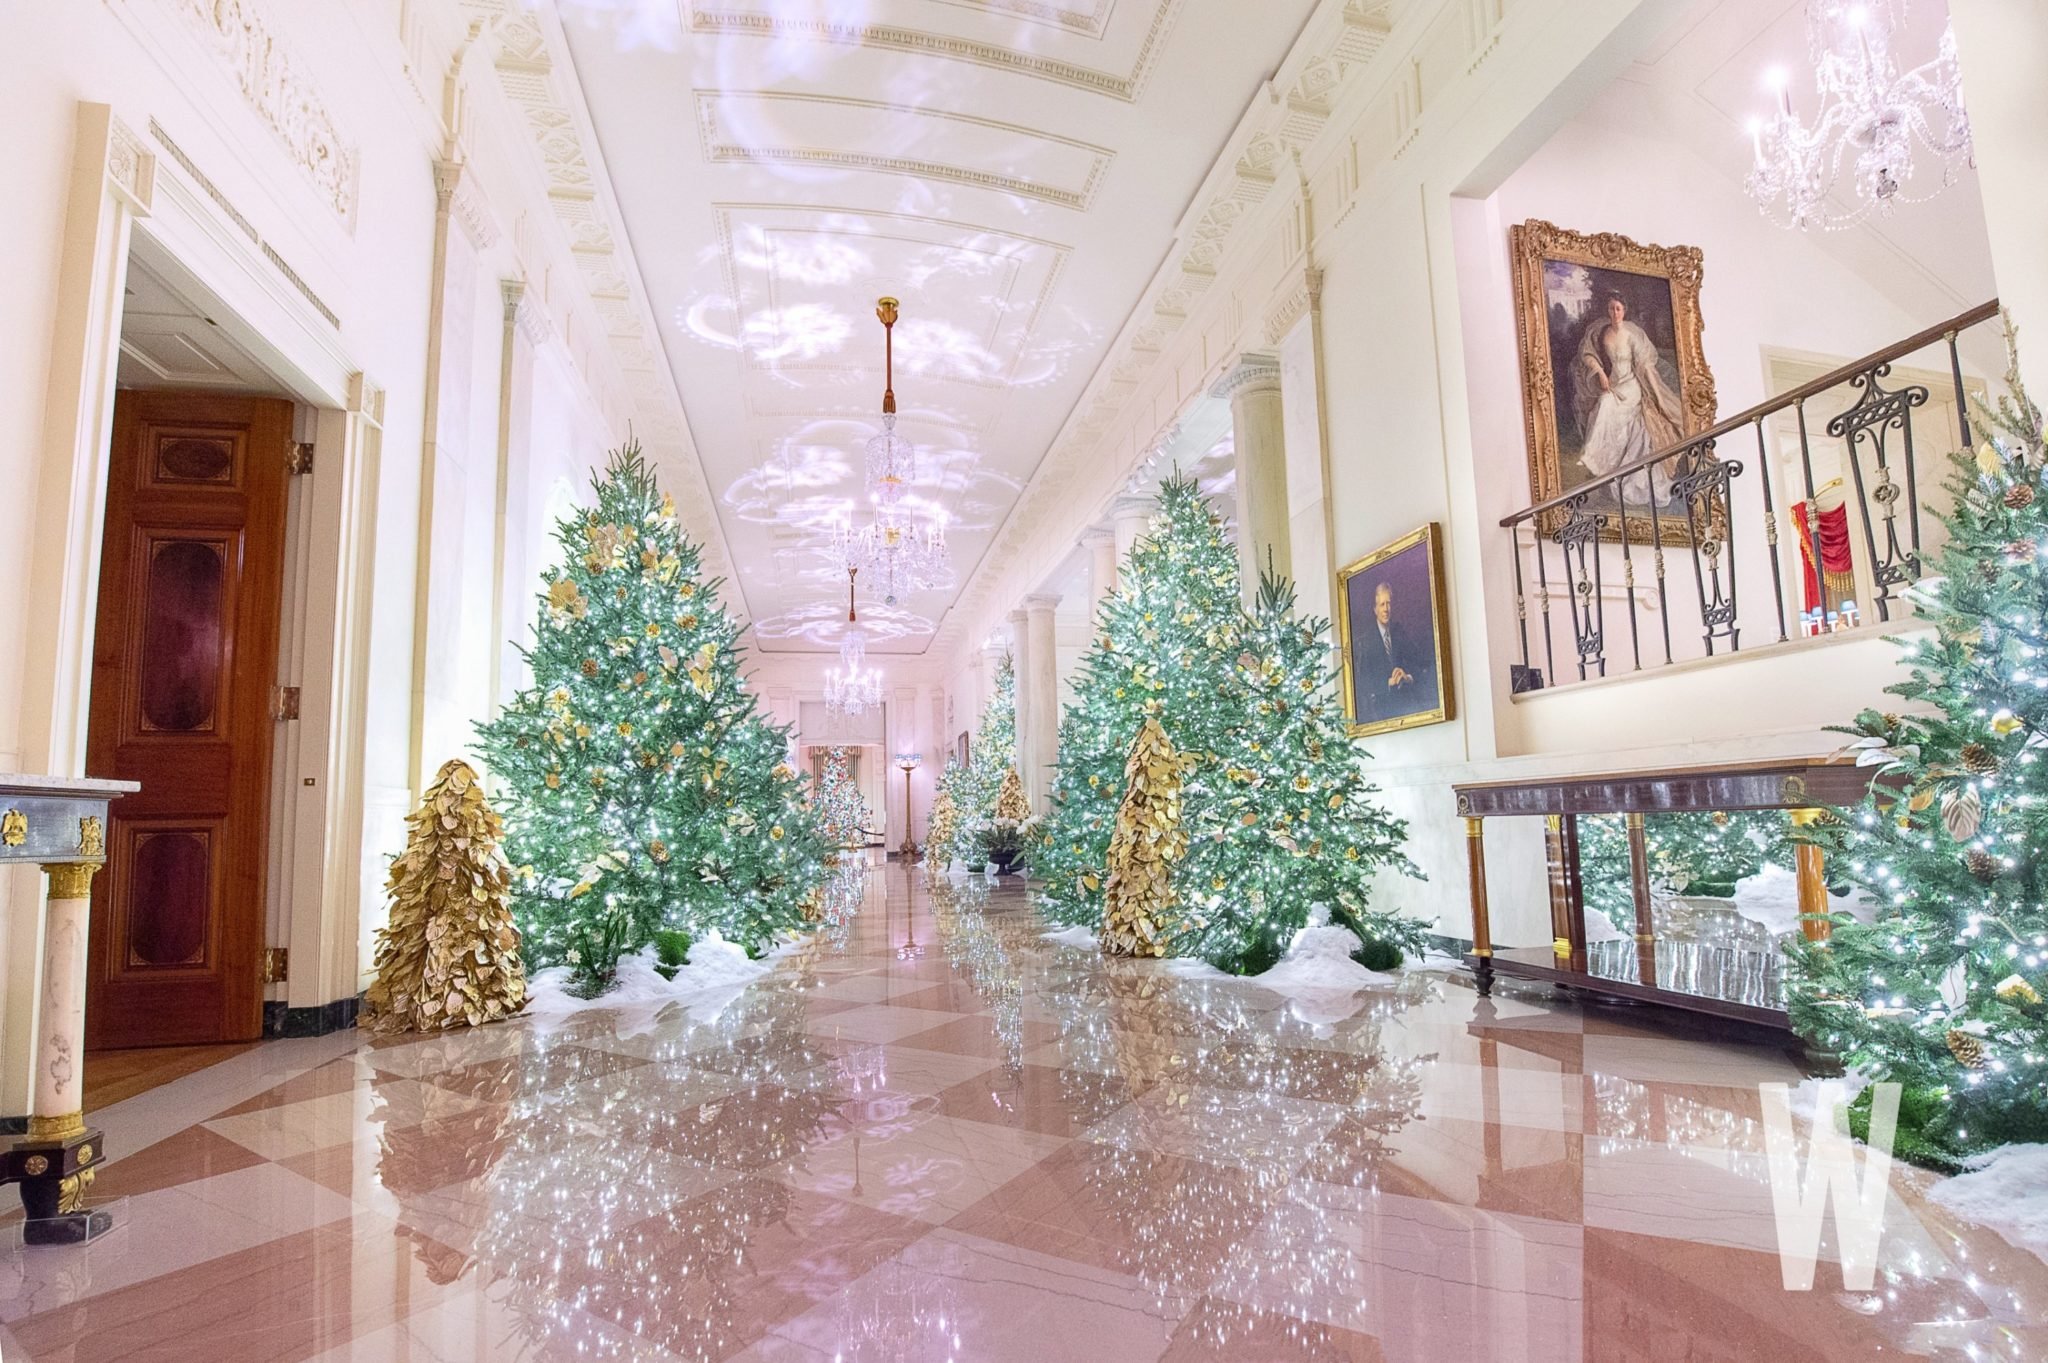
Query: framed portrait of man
1508 219 1719 544
1337 524 1454 738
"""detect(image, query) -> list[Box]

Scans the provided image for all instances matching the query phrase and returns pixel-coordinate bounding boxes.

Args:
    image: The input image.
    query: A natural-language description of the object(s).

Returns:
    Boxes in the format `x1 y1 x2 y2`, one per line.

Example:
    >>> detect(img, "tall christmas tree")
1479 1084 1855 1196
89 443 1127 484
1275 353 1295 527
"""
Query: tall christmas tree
1177 570 1422 974
1037 475 1243 924
476 444 829 995
1788 324 2048 1166
812 746 870 850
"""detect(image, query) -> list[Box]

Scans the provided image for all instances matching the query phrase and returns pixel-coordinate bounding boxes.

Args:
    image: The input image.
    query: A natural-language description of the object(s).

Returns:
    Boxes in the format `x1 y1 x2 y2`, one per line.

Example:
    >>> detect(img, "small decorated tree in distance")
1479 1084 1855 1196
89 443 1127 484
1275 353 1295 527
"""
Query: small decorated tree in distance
925 767 961 874
1038 475 1243 925
1179 570 1423 974
947 654 1018 869
363 759 525 1032
477 444 828 995
813 746 871 851
1787 324 2048 1167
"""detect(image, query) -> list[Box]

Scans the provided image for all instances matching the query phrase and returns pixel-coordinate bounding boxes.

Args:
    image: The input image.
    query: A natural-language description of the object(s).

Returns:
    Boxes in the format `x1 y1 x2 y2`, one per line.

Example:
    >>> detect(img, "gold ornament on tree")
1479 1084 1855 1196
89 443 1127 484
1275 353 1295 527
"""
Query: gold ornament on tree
363 760 526 1033
994 766 1030 823
1946 1028 1986 1070
1101 717 1187 959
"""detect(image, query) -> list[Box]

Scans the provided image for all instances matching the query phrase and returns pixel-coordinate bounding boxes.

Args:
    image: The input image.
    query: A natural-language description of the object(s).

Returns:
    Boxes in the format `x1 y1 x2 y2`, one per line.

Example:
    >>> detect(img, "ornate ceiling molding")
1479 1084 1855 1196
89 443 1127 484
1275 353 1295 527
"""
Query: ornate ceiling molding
695 92 1114 212
683 0 1183 101
933 0 1395 660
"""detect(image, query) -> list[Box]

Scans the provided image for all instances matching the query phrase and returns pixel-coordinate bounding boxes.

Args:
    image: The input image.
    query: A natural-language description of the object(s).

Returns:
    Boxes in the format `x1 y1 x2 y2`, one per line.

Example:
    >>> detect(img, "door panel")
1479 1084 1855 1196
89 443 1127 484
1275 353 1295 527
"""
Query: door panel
86 391 292 1047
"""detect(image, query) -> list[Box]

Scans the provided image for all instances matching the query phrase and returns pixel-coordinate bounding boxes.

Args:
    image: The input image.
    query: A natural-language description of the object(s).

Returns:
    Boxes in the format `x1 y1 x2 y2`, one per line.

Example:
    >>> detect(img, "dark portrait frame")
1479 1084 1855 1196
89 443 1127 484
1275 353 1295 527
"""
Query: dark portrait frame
1337 523 1454 739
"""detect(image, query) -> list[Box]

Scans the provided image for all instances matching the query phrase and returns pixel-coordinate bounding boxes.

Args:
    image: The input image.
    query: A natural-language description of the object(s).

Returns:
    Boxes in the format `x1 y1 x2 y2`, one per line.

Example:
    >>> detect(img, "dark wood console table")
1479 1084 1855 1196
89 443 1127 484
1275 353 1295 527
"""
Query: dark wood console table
1454 758 1878 1030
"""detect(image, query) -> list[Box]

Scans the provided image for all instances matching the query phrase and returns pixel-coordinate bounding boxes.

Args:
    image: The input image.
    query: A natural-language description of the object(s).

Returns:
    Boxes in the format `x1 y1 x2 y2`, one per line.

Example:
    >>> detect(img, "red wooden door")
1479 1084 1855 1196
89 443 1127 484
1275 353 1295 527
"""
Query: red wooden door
85 391 292 1047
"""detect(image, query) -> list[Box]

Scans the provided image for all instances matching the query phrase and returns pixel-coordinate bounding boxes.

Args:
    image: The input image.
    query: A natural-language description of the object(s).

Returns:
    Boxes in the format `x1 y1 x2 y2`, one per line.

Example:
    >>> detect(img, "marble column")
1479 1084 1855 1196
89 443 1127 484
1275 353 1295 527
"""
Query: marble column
1213 353 1289 602
1083 528 1118 626
1024 594 1061 813
33 863 95 1137
1006 610 1032 797
1110 496 1155 578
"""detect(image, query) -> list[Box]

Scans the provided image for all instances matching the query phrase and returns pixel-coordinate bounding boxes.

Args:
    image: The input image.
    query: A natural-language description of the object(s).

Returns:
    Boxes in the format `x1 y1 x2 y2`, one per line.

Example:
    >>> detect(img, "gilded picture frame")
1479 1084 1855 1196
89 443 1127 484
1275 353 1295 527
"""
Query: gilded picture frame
1337 523 1454 739
1509 219 1719 546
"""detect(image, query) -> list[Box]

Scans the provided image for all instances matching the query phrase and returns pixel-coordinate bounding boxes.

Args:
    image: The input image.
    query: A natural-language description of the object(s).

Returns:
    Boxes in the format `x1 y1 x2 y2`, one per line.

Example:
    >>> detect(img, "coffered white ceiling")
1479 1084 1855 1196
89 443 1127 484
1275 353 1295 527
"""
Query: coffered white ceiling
554 0 1320 654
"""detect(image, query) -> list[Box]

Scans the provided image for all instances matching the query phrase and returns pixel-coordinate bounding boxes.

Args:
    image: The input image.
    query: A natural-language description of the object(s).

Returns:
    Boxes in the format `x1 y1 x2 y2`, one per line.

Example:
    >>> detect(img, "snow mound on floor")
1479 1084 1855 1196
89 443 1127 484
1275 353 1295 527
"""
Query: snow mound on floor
1043 925 1099 950
1930 1144 2048 1265
1255 925 1399 993
1732 864 1880 936
524 932 779 1023
1584 906 1628 942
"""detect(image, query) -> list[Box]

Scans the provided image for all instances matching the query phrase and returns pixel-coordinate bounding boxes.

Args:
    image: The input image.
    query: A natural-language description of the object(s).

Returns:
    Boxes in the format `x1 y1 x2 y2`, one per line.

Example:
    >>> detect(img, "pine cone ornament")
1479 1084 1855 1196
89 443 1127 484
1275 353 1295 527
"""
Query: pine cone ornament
2006 483 2036 511
1961 743 2000 775
2007 538 2039 564
1967 849 2001 881
1946 1029 1986 1071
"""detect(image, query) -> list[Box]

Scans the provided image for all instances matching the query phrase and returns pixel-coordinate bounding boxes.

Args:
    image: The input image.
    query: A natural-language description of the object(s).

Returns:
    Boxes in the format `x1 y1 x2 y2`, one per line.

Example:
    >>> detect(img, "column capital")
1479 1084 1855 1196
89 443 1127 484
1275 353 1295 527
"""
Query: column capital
1079 527 1114 550
1210 351 1282 402
1023 592 1062 614
1110 494 1155 522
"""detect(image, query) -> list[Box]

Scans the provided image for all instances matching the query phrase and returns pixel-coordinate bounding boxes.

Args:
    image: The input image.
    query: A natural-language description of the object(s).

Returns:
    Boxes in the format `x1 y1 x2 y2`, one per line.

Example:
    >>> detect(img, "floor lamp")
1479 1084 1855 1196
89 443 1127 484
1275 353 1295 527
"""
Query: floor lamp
894 751 923 860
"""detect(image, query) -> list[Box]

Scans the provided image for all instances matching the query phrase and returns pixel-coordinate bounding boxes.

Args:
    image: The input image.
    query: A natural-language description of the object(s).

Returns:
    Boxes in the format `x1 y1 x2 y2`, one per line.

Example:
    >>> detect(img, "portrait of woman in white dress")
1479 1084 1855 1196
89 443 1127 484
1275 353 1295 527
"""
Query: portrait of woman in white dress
1571 292 1688 509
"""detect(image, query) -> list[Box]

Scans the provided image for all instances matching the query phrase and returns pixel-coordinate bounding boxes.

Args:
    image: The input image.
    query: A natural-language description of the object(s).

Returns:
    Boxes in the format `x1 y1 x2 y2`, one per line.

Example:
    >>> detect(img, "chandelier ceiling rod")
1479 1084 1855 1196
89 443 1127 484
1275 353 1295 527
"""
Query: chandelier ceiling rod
877 295 897 417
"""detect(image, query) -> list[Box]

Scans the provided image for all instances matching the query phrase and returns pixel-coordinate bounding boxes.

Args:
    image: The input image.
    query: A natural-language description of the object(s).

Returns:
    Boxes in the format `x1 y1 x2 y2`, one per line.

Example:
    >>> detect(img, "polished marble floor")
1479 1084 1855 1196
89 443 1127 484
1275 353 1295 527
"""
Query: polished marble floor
2 865 2043 1361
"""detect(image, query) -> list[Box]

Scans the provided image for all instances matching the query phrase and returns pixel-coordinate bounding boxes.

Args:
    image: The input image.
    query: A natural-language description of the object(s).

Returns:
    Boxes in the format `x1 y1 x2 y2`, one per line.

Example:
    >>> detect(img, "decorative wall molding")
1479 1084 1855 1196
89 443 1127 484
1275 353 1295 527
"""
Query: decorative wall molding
161 0 361 226
105 115 156 211
1262 265 1323 346
434 159 501 251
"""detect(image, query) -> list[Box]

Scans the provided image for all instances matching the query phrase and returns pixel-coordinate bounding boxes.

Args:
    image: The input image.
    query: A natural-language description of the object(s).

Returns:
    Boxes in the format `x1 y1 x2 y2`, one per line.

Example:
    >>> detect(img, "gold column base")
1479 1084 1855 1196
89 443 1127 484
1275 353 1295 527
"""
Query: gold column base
27 1112 85 1143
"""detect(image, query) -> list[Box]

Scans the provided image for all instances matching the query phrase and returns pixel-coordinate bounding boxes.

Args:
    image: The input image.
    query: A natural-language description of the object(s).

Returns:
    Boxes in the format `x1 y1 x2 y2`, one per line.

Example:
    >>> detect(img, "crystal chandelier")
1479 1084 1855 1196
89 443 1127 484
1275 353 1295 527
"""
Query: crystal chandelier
1745 1 1972 231
845 296 951 605
866 297 914 506
824 662 884 717
824 567 883 716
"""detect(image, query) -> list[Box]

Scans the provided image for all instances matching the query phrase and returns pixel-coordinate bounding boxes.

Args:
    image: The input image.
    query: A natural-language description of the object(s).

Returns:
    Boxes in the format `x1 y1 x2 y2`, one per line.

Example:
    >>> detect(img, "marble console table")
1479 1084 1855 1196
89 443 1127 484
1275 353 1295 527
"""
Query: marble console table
0 773 138 1243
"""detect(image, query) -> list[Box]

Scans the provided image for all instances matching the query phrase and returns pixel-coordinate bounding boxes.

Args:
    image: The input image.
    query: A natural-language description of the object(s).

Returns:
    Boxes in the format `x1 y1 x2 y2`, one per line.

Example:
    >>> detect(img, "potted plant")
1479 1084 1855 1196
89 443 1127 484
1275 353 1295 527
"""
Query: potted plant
985 821 1027 876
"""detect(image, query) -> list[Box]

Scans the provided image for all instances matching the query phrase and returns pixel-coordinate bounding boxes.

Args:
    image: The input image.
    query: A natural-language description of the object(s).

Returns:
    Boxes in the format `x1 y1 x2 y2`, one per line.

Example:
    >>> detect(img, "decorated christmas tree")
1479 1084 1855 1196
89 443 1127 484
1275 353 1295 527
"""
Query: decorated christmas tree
924 768 961 873
943 654 1018 867
1787 324 2048 1166
1037 475 1243 924
812 746 870 850
1178 570 1423 974
362 759 525 1032
476 444 828 995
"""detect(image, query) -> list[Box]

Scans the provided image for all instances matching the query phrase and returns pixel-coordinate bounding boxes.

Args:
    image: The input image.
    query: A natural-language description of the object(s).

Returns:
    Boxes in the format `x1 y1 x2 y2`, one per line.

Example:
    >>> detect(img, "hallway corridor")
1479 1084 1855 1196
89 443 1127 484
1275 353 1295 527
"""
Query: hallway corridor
0 867 2041 1361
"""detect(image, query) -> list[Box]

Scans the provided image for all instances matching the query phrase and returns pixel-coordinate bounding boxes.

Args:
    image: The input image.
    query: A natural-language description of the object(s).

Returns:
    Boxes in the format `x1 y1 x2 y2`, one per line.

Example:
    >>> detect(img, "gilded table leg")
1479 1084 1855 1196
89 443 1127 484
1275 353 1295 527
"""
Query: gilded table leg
1467 817 1494 997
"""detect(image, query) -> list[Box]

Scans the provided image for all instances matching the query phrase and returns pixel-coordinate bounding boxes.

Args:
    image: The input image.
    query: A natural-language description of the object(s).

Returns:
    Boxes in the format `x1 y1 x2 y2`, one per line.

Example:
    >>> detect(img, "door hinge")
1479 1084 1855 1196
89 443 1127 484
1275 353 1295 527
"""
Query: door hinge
263 947 288 984
273 685 301 721
287 441 314 476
